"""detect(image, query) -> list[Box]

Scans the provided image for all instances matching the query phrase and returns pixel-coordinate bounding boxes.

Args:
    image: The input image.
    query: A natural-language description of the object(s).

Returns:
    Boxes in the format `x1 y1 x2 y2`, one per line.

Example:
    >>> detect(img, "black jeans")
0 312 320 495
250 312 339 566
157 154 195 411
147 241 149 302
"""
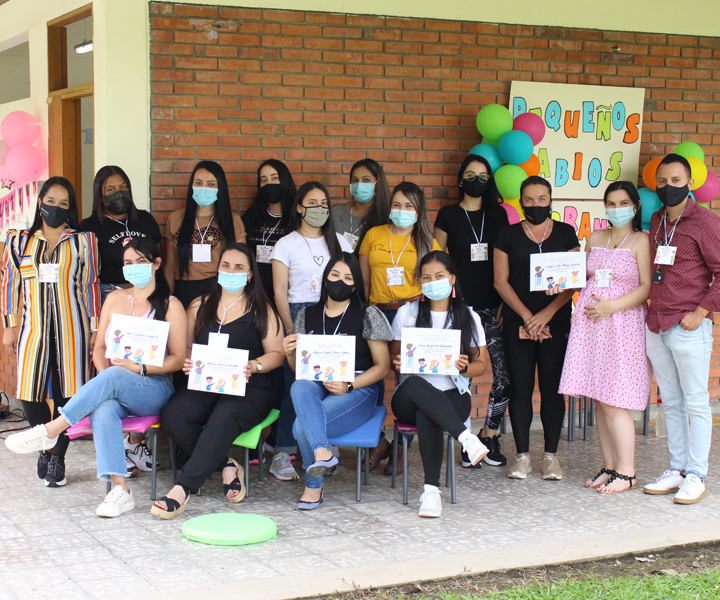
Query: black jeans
391 376 470 487
502 320 569 454
162 386 276 493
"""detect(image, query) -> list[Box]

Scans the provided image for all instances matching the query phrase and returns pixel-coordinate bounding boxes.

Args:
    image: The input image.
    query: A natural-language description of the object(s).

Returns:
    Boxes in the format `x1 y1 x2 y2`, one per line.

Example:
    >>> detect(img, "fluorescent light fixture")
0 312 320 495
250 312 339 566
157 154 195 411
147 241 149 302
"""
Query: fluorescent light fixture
74 40 93 54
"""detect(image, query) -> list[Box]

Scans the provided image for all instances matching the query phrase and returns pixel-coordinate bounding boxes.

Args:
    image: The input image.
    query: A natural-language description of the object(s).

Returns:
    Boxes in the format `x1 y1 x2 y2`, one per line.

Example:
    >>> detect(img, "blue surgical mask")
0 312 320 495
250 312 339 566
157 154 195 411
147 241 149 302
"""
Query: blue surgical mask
422 278 453 301
606 206 636 228
193 186 218 208
218 271 247 294
389 209 417 229
123 263 155 288
350 182 375 203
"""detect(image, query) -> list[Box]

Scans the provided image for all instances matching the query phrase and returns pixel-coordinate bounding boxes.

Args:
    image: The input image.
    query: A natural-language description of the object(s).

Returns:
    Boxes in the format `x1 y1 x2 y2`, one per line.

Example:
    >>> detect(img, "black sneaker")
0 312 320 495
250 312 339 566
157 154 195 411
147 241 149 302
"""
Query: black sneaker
45 455 67 487
479 434 507 466
37 451 51 479
461 450 482 469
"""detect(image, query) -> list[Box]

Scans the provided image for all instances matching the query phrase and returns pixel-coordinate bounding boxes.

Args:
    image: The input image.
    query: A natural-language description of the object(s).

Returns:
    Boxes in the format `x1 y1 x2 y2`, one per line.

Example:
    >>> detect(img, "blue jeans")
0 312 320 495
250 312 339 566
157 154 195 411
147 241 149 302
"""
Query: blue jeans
59 367 175 480
646 321 713 479
291 379 378 489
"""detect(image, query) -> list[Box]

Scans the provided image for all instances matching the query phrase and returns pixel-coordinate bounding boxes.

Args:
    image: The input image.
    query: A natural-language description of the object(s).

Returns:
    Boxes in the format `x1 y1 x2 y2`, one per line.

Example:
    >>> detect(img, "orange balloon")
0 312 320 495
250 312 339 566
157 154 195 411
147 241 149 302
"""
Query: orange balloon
519 154 541 177
642 158 662 191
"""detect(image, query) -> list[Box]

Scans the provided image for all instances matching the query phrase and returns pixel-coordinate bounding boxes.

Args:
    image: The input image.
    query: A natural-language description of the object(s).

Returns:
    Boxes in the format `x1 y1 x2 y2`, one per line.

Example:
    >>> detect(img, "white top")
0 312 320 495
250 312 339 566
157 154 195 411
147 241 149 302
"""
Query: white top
270 231 353 304
392 303 486 391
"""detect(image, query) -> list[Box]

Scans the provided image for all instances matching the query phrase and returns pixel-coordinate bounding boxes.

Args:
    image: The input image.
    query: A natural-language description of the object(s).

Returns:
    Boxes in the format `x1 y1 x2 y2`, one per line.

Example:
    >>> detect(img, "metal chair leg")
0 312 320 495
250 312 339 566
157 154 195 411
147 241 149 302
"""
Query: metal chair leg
568 396 575 441
448 436 456 504
500 414 507 434
258 437 264 482
583 397 589 441
445 433 451 489
391 425 398 489
244 447 251 499
150 429 158 501
356 447 362 502
643 400 651 436
364 447 369 486
589 399 595 427
402 434 409 505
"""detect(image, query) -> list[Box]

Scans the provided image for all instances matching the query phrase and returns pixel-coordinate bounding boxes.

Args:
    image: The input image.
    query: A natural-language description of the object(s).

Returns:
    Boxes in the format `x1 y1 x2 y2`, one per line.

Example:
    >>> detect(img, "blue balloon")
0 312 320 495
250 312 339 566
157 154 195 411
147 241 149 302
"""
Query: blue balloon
498 130 534 166
468 143 502 174
638 187 662 231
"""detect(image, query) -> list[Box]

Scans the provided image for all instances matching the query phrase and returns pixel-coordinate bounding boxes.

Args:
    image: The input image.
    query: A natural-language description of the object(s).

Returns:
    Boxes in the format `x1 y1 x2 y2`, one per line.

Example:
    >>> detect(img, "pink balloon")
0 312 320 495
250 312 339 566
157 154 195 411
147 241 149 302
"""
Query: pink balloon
6 144 46 187
513 112 545 146
694 171 720 203
1 111 40 149
501 202 521 225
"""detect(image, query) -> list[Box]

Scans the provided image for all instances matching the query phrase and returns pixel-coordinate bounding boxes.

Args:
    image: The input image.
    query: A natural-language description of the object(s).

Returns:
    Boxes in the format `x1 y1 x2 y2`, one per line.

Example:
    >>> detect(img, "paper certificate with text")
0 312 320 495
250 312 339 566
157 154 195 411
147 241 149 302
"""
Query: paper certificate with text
105 314 170 367
400 328 461 376
188 344 249 396
295 335 355 383
529 252 586 292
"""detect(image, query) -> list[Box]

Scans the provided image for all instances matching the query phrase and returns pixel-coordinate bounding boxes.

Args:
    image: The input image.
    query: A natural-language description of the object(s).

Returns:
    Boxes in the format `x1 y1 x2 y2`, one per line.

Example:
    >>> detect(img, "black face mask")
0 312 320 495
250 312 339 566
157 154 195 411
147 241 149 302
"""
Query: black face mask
522 205 552 225
326 279 354 302
656 184 689 208
40 202 70 229
105 190 133 215
260 183 284 205
461 178 488 199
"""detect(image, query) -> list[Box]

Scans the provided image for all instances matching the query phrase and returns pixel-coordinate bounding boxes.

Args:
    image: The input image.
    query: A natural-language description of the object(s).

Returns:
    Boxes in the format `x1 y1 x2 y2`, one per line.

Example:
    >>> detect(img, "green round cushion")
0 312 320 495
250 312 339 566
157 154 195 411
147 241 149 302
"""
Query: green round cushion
182 513 277 546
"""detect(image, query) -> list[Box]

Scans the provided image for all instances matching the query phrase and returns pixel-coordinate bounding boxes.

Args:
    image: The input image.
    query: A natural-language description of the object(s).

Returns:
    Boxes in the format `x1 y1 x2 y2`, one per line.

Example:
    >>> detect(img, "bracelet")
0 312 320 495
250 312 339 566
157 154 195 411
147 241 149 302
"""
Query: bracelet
140 364 147 378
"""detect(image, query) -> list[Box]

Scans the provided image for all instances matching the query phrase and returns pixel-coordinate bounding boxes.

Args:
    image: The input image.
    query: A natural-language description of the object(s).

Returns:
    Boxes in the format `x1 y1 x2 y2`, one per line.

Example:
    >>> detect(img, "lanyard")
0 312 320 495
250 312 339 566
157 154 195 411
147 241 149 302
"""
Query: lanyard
348 208 362 236
323 301 350 335
600 228 634 270
218 294 244 333
463 208 484 244
660 208 685 247
105 214 131 238
195 216 215 245
261 209 282 246
389 230 412 268
523 219 551 253
300 233 324 275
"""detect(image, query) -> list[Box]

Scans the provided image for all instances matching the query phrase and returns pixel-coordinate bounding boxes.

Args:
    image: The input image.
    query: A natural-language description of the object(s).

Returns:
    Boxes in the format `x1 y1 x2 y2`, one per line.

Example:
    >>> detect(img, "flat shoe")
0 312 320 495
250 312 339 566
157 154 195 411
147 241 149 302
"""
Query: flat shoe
297 491 324 511
306 455 339 478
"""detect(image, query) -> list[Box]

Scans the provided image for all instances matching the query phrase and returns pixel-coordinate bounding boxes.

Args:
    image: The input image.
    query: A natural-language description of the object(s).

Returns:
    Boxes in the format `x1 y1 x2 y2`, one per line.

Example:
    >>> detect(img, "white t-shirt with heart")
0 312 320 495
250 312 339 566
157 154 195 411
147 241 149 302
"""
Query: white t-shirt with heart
270 231 353 304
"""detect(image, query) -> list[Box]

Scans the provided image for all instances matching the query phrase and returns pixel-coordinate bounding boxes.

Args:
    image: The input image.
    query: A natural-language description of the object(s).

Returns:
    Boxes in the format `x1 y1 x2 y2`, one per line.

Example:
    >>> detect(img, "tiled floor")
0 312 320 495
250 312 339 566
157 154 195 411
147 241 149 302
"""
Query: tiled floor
2 415 720 599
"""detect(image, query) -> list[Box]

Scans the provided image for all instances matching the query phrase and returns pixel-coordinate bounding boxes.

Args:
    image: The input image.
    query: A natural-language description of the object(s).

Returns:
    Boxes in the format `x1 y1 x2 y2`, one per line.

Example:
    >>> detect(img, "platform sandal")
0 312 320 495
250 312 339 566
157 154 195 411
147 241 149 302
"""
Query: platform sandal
598 472 636 494
585 468 616 488
223 458 246 504
151 486 190 519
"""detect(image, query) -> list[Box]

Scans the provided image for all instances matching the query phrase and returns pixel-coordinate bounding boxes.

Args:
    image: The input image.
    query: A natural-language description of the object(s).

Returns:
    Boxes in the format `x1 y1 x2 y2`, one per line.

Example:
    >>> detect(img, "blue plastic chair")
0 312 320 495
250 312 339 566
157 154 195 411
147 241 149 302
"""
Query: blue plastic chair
328 405 387 502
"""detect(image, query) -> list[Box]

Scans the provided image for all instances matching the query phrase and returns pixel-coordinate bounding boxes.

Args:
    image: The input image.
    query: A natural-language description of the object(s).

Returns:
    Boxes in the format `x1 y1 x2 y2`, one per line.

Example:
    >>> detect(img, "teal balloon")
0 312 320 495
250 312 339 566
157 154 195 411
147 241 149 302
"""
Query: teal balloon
495 164 527 200
498 130 534 166
468 143 502 173
476 104 513 142
638 187 662 230
673 141 705 162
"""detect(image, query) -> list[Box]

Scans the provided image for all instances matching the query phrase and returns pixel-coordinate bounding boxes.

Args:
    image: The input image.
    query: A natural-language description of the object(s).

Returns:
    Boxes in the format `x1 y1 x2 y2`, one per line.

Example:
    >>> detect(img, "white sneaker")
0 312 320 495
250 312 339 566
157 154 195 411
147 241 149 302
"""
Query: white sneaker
673 474 705 505
96 486 135 518
643 469 685 495
507 454 532 479
5 425 57 454
418 485 442 518
269 452 299 481
125 436 154 472
461 434 489 467
125 451 139 477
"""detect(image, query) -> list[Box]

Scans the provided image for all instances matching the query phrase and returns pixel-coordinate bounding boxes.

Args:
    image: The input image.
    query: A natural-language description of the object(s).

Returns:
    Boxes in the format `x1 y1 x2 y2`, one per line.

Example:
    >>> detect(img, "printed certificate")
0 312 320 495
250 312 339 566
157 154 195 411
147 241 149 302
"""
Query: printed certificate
295 334 355 383
106 314 170 367
187 343 249 396
529 251 586 291
400 328 462 376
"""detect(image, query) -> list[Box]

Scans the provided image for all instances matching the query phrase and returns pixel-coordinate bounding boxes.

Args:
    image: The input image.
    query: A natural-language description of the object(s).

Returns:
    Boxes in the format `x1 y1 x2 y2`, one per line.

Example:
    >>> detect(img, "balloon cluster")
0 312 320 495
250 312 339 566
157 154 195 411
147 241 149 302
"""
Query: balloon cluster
0 111 46 190
469 104 546 224
639 141 720 230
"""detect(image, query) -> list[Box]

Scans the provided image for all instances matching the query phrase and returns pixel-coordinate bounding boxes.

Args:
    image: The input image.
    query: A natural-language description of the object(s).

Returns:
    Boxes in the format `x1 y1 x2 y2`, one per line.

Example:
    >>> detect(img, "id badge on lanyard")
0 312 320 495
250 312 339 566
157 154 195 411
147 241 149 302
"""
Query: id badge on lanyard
386 267 405 286
470 243 488 262
654 246 677 265
256 244 273 264
594 269 613 288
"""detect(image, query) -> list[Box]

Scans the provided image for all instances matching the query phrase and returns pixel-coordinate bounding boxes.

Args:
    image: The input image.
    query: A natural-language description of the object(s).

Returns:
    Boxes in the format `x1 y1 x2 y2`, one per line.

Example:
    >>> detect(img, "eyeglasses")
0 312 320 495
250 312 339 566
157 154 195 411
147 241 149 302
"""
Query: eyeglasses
463 173 490 183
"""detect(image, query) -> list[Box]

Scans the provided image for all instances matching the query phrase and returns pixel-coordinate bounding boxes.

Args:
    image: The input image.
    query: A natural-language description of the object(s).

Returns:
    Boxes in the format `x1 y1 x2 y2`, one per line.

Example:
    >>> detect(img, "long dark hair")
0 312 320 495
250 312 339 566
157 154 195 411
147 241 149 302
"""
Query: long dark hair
177 161 236 279
286 181 342 256
604 181 643 232
349 158 391 247
415 251 480 357
92 165 139 221
391 181 434 282
124 237 171 321
194 243 280 340
318 252 367 308
242 159 296 233
27 177 79 239
457 154 506 228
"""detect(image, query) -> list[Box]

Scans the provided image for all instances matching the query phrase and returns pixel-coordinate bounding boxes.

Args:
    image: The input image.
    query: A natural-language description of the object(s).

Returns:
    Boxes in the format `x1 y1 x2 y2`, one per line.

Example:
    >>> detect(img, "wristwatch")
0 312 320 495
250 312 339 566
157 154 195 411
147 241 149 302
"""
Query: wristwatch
346 383 354 392
255 360 263 372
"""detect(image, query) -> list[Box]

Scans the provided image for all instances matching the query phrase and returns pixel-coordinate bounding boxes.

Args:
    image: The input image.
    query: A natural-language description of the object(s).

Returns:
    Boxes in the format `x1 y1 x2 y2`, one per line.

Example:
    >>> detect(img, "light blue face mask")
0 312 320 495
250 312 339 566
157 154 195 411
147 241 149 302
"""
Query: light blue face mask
606 206 636 228
123 263 155 288
350 182 375 203
193 186 219 208
389 209 417 229
422 278 453 301
218 271 247 294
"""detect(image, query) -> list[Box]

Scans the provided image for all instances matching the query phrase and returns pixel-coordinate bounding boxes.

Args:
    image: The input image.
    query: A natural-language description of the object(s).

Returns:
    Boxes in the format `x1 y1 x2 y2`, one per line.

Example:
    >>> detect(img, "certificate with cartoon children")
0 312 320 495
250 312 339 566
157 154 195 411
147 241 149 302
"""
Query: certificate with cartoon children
188 344 250 396
400 328 462 376
529 251 586 292
105 314 170 368
295 334 355 383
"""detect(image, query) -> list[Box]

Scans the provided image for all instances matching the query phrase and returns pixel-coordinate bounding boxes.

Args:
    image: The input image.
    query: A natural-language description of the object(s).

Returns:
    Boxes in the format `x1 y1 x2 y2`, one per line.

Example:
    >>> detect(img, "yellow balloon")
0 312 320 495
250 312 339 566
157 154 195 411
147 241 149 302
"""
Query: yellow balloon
505 197 523 214
687 156 708 189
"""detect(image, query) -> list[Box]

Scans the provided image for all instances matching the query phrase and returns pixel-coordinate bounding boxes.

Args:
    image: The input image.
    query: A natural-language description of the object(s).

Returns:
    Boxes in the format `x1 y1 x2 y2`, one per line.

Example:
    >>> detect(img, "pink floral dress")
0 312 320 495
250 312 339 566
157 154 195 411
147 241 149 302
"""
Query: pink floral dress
558 235 651 409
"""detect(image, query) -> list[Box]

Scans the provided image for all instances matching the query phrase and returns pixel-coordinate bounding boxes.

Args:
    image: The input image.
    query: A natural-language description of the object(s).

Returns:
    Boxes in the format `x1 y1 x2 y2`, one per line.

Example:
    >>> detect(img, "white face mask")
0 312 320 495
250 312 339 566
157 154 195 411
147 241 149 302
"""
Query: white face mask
606 206 635 228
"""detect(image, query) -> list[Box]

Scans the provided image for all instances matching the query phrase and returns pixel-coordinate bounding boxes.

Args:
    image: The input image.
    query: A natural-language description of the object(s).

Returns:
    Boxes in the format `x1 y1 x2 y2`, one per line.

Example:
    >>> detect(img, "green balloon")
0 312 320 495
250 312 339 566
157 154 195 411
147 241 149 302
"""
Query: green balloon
495 164 527 200
674 142 705 162
476 104 513 142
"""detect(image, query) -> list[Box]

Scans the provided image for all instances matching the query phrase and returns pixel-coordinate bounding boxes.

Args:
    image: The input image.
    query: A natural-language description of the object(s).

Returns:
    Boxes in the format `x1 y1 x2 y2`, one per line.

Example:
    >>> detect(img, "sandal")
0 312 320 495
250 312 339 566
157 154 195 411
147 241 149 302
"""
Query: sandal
222 458 246 504
597 472 636 494
585 468 616 488
150 486 190 520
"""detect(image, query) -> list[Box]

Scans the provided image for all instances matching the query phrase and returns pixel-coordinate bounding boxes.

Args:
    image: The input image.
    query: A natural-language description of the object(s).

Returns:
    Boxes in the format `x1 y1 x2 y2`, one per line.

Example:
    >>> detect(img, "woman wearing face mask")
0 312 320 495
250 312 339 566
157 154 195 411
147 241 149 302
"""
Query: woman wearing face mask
333 158 391 252
242 160 296 304
153 243 285 518
390 251 488 518
494 176 580 482
269 182 353 480
434 155 510 468
555 181 651 493
5 238 186 518
164 161 246 308
2 177 99 488
283 252 392 509
79 166 162 305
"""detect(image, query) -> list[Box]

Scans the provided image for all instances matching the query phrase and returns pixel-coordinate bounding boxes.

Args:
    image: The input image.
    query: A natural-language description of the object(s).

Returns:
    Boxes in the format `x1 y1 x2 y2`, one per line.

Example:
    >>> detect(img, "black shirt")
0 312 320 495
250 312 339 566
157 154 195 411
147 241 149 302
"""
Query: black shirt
79 212 162 285
434 203 509 311
494 220 580 323
242 208 284 302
